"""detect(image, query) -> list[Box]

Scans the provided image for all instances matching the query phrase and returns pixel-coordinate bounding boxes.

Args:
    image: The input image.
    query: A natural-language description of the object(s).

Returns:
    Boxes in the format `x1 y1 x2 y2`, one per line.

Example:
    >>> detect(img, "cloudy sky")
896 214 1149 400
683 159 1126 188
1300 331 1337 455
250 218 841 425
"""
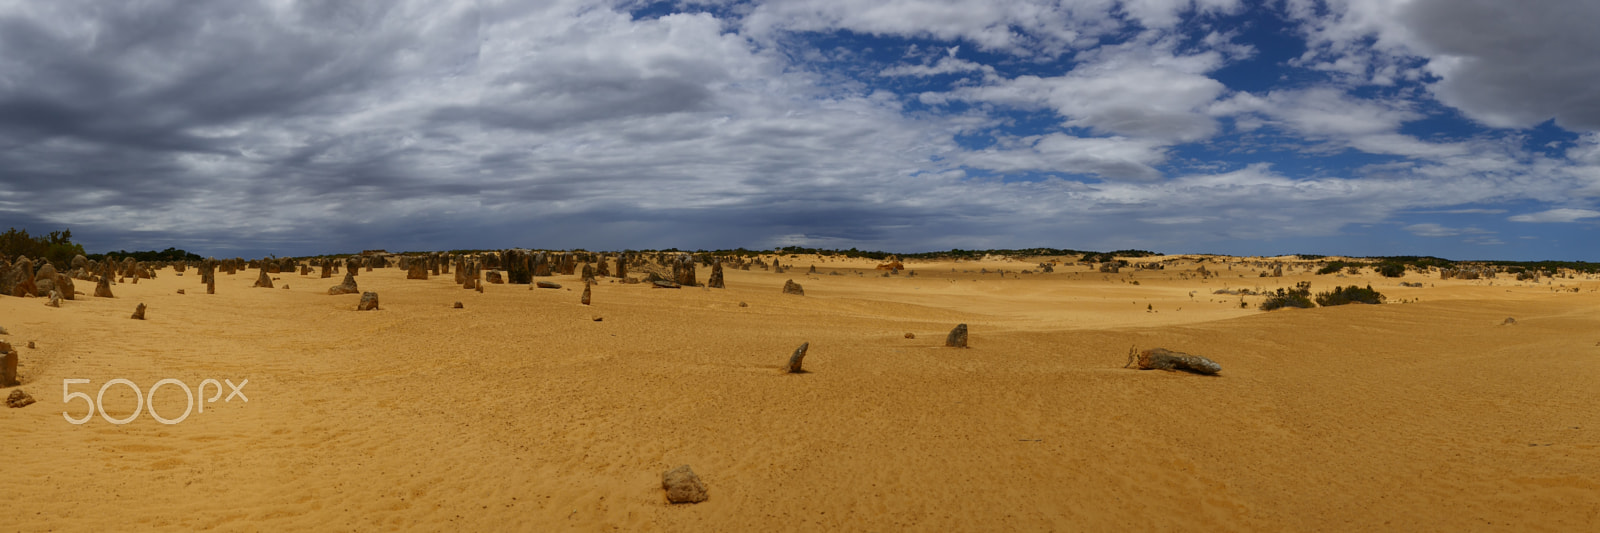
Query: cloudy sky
2 0 1598 260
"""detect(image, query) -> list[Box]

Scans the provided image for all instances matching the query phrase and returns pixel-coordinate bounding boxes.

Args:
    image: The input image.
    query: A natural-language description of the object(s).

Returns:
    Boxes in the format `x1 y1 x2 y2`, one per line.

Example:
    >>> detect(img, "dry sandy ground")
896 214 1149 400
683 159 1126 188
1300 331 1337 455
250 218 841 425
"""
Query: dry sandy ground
4 256 1598 531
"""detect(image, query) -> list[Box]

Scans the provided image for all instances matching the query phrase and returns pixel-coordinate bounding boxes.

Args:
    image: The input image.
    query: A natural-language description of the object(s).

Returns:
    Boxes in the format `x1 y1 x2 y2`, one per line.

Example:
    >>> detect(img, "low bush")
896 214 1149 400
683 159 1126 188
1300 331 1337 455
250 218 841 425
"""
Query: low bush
1260 281 1315 310
1315 285 1385 306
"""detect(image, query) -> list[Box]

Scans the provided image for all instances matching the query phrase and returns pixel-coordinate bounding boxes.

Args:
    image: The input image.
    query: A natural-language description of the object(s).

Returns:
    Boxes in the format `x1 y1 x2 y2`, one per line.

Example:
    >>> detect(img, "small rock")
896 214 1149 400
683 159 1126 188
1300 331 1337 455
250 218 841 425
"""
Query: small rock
176 289 185 294
593 317 603 322
662 465 708 504
652 280 681 289
738 302 748 307
453 301 464 309
787 342 810 373
781 279 804 296
358 292 380 311
45 290 61 307
536 281 562 289
945 324 967 348
5 389 34 408
1502 317 1517 325
282 285 289 290
131 303 146 320
904 332 915 339
27 341 35 349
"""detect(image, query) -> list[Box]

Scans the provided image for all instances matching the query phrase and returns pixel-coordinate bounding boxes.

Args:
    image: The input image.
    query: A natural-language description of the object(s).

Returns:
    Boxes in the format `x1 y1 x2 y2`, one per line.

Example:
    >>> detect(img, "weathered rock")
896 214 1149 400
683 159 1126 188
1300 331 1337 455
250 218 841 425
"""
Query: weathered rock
453 301 464 309
206 278 215 294
662 465 708 504
486 271 505 284
6 257 37 297
614 255 628 278
1502 317 1517 325
45 290 61 307
672 254 697 286
781 279 804 296
321 261 333 278
5 389 33 408
787 342 810 373
738 302 748 307
904 332 915 339
131 303 146 320
358 292 380 311
945 324 968 348
581 263 596 283
707 261 725 289
328 271 359 295
596 256 611 277
254 268 274 288
407 260 429 280
54 274 74 300
1126 347 1221 375
35 263 58 296
1 341 17 387
651 280 681 289
535 281 561 289
581 283 591 305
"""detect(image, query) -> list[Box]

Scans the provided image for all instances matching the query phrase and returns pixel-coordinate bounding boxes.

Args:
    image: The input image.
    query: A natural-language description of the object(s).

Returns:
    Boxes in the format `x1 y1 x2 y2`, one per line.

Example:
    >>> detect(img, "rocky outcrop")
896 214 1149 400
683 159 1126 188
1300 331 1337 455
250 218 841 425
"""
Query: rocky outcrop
782 280 804 296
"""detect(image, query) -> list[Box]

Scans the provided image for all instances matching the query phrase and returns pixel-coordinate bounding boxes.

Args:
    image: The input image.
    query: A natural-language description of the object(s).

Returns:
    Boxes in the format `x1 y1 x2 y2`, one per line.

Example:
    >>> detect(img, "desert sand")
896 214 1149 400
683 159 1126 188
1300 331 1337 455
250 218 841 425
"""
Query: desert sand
4 255 1599 531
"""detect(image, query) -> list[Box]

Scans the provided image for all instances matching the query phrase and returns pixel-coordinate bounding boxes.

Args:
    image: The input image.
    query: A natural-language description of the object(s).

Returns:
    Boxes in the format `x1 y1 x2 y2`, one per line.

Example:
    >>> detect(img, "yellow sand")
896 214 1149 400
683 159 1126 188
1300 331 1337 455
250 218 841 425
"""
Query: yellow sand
4 256 1598 531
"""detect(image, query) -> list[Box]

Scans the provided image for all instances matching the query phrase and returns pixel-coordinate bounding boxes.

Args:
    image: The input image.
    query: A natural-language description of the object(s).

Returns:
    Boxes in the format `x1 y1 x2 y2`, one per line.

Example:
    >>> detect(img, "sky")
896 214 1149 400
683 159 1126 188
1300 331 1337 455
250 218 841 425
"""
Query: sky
1 0 1598 260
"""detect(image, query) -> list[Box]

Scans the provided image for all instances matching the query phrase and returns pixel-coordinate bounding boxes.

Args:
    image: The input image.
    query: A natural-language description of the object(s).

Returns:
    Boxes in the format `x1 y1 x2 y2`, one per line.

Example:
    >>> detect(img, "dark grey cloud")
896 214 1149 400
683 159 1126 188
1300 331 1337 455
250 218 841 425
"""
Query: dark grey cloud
1403 0 1600 130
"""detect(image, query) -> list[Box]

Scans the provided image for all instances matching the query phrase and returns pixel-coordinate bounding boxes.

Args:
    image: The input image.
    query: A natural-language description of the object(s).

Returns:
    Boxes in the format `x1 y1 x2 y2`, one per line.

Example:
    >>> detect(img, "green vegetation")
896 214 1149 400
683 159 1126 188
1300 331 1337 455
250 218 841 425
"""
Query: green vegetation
1259 281 1315 311
1315 285 1386 306
87 247 203 262
0 227 86 266
1315 261 1351 275
1376 263 1406 278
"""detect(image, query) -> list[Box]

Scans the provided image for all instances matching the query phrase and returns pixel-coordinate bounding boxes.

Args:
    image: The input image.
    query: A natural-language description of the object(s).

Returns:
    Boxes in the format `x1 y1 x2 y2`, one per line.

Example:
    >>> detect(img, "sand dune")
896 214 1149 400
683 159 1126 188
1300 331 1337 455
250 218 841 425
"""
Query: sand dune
4 256 1598 531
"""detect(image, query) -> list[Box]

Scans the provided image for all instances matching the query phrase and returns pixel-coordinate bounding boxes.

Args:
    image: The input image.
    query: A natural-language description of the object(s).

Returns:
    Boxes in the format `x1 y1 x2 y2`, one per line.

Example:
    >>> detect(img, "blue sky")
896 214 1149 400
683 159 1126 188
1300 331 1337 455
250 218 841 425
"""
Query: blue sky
1 0 1597 260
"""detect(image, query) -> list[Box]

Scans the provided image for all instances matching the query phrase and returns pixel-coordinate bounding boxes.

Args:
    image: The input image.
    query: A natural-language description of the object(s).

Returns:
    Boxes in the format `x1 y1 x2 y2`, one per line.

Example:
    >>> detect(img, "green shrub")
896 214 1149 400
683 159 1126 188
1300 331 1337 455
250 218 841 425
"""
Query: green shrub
1315 285 1385 306
1260 281 1315 310
1316 261 1348 275
1377 263 1406 277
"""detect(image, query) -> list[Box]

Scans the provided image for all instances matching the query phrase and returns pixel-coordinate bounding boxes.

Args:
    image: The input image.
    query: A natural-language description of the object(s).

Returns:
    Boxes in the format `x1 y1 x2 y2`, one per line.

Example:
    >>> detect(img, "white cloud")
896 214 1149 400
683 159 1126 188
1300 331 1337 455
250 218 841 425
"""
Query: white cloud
1507 209 1600 223
879 56 989 77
